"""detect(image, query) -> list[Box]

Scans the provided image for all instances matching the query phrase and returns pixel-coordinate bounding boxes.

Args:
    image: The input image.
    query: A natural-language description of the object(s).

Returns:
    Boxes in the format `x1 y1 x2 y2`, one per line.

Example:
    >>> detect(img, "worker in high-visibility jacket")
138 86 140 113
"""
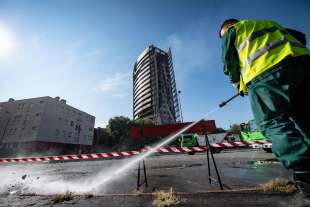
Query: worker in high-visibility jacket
219 19 310 196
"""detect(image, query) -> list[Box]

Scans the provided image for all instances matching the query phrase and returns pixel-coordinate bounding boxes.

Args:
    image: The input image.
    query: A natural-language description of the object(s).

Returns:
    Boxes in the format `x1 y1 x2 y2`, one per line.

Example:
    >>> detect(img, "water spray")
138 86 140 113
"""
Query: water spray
3 105 227 195
86 106 223 191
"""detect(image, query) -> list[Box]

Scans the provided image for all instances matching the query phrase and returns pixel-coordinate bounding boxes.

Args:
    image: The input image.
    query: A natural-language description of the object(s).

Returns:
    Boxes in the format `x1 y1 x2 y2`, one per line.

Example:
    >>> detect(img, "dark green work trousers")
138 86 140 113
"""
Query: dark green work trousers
247 55 310 170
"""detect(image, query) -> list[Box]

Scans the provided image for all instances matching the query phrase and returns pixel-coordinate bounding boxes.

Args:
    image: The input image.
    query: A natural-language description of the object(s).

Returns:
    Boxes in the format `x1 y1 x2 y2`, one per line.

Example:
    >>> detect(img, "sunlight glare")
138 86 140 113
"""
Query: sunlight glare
0 25 15 60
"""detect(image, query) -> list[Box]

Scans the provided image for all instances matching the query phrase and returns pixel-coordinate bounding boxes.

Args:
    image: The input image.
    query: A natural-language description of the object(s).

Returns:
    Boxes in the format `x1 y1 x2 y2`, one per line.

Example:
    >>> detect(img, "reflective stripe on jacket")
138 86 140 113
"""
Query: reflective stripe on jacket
234 20 310 92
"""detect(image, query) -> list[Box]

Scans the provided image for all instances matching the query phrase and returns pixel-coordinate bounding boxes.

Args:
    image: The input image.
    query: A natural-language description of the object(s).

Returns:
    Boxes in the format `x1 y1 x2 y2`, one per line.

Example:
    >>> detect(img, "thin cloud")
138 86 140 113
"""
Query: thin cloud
165 33 209 83
85 49 103 57
83 48 104 63
94 72 131 97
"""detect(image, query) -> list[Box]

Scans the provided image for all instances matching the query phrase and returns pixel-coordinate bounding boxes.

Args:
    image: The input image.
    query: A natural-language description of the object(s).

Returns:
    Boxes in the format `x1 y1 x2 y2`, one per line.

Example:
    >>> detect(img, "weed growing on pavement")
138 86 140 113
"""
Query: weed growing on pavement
152 187 182 207
84 192 94 198
24 193 37 196
132 189 143 196
50 191 74 203
260 178 297 193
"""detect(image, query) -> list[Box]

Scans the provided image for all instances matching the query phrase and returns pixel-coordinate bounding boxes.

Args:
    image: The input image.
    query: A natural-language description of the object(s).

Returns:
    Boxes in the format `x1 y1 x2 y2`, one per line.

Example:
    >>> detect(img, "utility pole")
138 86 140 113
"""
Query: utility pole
178 90 183 122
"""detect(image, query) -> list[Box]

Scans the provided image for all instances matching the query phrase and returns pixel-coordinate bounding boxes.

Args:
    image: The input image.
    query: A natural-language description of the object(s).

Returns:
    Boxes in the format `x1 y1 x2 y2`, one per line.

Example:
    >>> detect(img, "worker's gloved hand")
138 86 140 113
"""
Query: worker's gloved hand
231 82 240 89
231 82 245 97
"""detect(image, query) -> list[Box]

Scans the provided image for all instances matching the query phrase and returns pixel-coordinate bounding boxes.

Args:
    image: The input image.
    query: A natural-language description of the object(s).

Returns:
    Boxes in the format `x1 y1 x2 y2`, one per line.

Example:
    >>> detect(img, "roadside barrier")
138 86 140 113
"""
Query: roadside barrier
0 140 271 164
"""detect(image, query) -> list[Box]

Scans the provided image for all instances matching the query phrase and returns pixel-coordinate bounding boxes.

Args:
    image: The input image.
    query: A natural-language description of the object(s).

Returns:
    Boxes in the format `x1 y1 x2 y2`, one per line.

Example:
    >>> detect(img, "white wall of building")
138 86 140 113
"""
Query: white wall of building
0 96 95 145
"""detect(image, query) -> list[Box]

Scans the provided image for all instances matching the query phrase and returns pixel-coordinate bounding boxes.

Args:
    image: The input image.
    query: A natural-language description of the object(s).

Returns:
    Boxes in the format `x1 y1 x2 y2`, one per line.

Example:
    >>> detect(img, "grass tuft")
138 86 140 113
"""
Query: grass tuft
152 188 182 207
84 192 94 198
132 189 143 196
50 191 74 203
260 178 297 193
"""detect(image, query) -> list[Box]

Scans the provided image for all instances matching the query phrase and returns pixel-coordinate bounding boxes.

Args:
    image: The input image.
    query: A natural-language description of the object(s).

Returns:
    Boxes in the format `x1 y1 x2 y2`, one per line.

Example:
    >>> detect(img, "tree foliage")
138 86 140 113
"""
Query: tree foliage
94 116 163 150
107 116 131 144
131 118 154 126
229 124 241 134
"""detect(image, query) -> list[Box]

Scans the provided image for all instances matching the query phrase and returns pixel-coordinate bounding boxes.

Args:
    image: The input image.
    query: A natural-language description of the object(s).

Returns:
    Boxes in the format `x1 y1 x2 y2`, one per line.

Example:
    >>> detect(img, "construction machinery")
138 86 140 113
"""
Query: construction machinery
219 93 272 152
178 133 204 154
179 133 224 154
240 120 272 152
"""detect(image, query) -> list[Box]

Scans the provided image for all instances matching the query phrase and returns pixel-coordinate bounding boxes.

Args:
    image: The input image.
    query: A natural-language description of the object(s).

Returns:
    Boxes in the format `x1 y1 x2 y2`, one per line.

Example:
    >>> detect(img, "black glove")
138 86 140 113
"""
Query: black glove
232 82 245 97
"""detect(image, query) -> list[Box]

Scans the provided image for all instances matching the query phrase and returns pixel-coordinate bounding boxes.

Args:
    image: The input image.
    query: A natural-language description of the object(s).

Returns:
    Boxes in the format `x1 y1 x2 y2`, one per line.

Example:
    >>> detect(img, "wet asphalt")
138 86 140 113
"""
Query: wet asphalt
0 149 308 206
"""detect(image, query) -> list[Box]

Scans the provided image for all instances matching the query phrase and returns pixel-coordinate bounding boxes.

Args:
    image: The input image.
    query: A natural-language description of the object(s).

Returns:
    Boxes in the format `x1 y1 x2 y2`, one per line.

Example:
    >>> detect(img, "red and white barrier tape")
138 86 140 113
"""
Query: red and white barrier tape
0 140 271 164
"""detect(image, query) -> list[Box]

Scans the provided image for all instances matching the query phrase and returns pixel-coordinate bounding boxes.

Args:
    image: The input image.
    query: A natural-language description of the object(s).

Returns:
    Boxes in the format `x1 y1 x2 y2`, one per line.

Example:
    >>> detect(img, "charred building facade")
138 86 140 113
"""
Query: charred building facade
133 45 181 124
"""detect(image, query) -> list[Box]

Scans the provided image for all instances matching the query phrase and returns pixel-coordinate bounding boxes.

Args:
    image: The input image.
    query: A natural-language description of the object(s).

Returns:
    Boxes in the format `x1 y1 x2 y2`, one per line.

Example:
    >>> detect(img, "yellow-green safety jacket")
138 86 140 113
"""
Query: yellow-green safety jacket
233 20 310 93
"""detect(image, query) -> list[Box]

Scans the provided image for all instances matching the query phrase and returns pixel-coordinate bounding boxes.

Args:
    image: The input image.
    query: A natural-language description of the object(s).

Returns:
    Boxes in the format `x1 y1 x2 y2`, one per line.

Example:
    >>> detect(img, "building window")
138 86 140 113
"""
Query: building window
70 121 74 127
63 130 66 137
32 126 37 130
13 115 22 123
18 103 26 110
23 114 30 125
65 119 68 126
25 114 30 120
40 101 44 104
68 132 72 138
27 103 33 111
55 129 59 136
36 113 40 116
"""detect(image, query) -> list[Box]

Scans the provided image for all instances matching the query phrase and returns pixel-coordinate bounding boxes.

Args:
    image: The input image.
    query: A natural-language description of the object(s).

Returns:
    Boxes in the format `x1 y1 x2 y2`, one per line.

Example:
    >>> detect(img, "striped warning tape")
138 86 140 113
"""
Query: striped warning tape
0 140 271 164
0 150 140 163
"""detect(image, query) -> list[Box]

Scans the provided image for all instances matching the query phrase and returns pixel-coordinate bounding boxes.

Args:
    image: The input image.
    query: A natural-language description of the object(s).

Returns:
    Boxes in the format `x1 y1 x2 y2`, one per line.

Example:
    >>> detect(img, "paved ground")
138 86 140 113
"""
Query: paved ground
0 149 308 206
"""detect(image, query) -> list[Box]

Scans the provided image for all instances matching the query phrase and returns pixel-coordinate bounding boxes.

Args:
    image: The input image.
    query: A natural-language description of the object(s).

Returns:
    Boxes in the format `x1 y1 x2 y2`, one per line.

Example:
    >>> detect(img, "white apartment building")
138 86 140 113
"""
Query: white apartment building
0 96 95 151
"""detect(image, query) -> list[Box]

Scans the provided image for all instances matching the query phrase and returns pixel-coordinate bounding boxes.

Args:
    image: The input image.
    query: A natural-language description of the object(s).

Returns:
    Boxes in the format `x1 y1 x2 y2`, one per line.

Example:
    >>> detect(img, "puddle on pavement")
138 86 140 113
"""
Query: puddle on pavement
247 159 279 166
231 159 279 169
150 163 203 170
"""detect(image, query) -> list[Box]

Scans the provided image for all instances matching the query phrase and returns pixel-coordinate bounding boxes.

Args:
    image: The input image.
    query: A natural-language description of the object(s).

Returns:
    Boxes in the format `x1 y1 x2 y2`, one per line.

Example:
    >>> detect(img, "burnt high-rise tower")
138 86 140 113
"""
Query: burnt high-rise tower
133 45 181 124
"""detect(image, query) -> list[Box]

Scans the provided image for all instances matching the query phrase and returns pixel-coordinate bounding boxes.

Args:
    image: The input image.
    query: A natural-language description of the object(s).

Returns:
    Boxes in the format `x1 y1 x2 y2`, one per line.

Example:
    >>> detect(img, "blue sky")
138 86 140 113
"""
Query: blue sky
0 0 309 128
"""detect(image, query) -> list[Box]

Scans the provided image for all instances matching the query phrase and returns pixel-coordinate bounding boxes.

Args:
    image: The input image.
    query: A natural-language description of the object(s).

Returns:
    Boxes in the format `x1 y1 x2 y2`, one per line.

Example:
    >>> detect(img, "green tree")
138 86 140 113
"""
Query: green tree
132 118 154 126
229 124 241 134
106 116 132 146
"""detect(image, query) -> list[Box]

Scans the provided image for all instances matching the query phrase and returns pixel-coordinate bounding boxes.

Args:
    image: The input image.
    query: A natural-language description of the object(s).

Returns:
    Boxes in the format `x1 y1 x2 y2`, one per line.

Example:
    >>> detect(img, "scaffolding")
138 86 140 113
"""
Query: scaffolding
168 48 182 123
